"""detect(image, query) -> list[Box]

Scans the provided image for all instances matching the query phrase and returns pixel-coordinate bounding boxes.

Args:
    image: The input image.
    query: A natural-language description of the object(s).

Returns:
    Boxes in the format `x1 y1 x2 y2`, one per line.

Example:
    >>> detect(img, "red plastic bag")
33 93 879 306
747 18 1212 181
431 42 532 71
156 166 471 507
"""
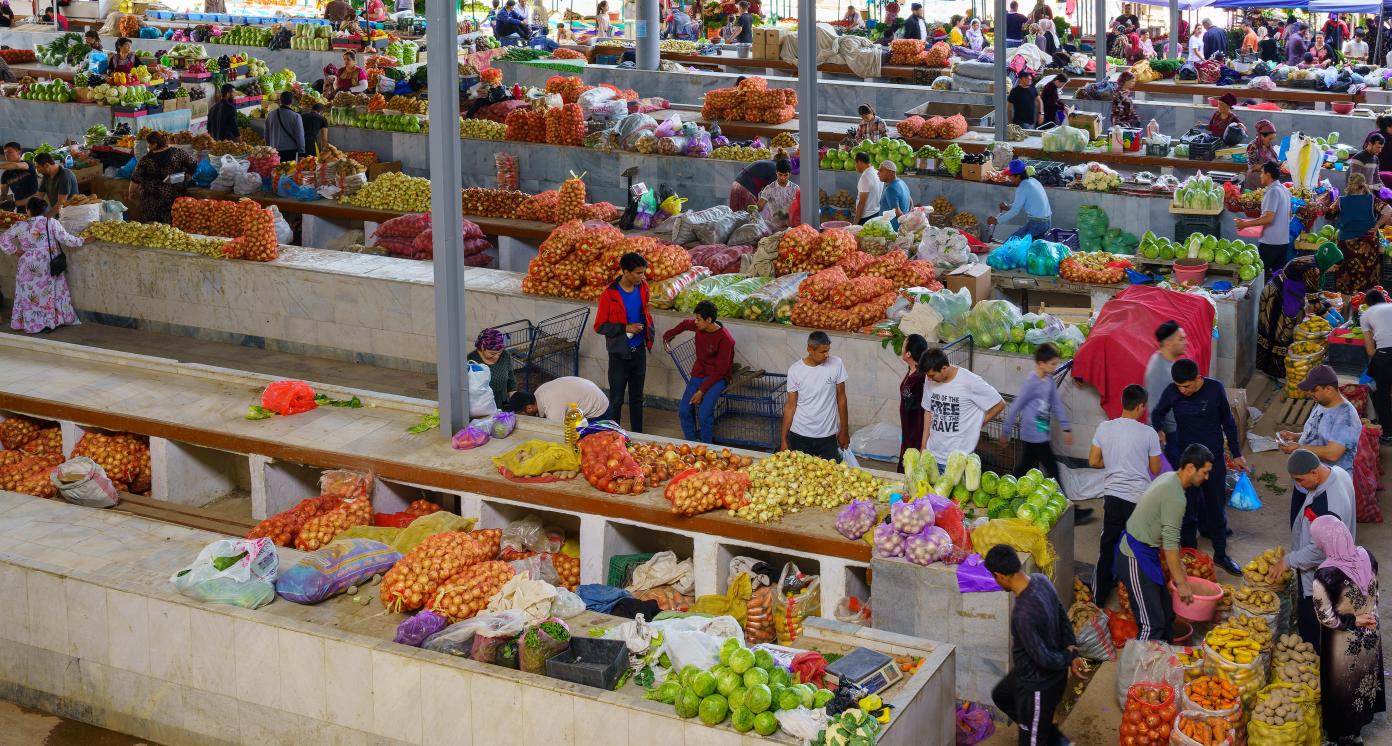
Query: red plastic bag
1110 608 1140 649
934 502 972 553
261 380 317 416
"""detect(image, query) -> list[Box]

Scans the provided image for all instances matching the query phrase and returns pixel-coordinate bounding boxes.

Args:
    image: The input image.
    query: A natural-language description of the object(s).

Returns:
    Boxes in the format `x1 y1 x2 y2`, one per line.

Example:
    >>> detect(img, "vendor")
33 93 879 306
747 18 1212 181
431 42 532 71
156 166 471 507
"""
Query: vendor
966 18 986 51
842 4 864 29
333 51 368 94
323 0 352 26
856 104 888 141
1006 70 1042 128
1245 119 1279 189
109 37 138 75
1365 115 1392 187
1110 71 1140 129
1039 73 1069 126
0 1 14 27
554 22 575 42
755 159 799 231
362 0 389 22
1344 28 1370 63
989 159 1052 240
1118 444 1208 641
505 377 609 421
1309 32 1336 66
728 159 777 212
1329 173 1382 293
127 131 195 224
82 30 101 52
878 161 911 228
719 13 740 42
467 328 517 410
1207 93 1242 138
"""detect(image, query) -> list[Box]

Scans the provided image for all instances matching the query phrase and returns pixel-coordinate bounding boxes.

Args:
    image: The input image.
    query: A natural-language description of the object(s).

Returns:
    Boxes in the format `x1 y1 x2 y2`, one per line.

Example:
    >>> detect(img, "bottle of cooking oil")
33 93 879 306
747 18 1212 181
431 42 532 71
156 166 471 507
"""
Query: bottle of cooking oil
564 403 583 451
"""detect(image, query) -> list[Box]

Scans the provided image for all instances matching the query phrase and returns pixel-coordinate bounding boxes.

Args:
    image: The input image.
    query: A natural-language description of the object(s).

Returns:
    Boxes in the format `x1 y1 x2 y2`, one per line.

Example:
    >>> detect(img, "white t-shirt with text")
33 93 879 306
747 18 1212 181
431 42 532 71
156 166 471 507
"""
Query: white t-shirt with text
788 357 848 438
1092 417 1163 503
921 366 1003 459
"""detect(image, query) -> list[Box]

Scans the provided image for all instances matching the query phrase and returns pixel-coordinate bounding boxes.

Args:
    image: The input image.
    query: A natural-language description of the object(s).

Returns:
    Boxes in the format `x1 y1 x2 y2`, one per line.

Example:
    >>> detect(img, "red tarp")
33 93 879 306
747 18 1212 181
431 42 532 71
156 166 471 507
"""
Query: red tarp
1070 285 1216 419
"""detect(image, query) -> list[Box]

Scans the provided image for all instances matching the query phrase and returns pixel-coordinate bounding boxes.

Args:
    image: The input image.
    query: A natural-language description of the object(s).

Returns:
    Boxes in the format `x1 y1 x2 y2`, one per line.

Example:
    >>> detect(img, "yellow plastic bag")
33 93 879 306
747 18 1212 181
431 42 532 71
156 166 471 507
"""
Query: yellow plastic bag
491 439 580 477
970 518 1057 578
659 194 687 217
341 511 480 555
691 571 751 627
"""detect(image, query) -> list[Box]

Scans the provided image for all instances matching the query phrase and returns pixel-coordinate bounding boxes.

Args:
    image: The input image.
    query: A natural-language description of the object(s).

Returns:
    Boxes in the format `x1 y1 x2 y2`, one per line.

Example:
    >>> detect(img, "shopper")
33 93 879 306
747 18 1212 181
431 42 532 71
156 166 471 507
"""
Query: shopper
755 159 799 231
1 197 80 334
594 1 612 38
919 346 1005 466
1256 255 1321 379
877 161 911 229
1119 443 1208 641
1151 358 1247 575
1187 24 1205 62
33 153 75 218
363 0 389 23
852 152 882 224
301 102 330 158
1287 22 1309 65
1201 18 1227 59
719 13 739 42
1310 514 1386 745
736 1 753 43
781 331 849 461
265 91 306 163
728 159 777 213
1240 20 1259 55
1206 92 1242 138
1344 135 1382 193
1243 119 1278 189
1039 73 1069 126
1090 384 1163 608
595 252 653 432
1001 344 1072 481
0 1 14 27
901 3 928 40
505 377 609 421
1110 71 1139 128
1279 364 1362 475
1144 320 1186 441
0 141 39 212
324 0 353 25
1005 0 1028 40
1363 289 1392 443
466 328 517 410
662 300 735 444
989 159 1052 240
127 131 196 224
1323 12 1350 51
1235 162 1291 277
855 104 888 142
1272 448 1357 647
896 333 929 472
1343 27 1369 63
985 543 1083 746
1006 70 1042 128
206 83 240 142
662 4 696 40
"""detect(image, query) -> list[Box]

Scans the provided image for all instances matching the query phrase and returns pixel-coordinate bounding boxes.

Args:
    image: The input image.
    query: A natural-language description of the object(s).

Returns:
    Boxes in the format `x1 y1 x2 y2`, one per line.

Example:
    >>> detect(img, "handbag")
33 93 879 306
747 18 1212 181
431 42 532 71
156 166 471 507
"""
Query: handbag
45 220 66 277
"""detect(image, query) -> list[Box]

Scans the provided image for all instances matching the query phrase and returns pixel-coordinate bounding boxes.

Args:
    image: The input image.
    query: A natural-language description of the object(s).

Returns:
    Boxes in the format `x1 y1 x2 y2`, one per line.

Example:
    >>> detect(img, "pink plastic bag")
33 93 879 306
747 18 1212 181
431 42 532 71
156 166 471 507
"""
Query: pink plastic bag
451 425 491 450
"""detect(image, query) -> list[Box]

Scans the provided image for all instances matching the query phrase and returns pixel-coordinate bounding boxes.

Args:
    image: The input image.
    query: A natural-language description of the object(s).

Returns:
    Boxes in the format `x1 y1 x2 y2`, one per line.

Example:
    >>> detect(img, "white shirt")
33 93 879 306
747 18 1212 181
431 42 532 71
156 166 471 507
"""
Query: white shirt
533 376 610 421
856 167 882 222
1363 302 1392 349
921 366 1003 460
1188 34 1204 62
1092 417 1163 503
788 356 848 438
1344 39 1369 60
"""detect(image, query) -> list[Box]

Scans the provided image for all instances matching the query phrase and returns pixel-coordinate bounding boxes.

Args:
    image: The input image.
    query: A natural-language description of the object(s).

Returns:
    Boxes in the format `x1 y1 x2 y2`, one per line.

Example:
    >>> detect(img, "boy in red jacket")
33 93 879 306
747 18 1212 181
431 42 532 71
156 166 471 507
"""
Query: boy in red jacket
594 252 654 432
663 300 736 443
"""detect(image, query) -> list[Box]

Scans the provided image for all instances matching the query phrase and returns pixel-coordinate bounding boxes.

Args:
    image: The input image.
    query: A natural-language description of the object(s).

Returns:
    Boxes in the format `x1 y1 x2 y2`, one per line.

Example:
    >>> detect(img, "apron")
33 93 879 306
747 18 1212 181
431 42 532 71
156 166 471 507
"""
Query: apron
1117 531 1165 586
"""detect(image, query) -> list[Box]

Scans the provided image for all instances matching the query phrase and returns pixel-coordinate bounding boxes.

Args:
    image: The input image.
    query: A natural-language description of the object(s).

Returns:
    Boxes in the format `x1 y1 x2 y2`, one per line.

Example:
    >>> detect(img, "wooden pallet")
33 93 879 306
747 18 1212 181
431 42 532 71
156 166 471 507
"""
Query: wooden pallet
1277 393 1316 428
115 492 258 536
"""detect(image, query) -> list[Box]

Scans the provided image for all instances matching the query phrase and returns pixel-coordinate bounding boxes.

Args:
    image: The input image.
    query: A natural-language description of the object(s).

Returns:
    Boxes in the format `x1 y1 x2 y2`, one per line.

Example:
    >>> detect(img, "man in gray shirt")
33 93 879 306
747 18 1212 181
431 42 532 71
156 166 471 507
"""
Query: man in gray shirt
1267 448 1356 647
1235 161 1291 280
1145 320 1186 439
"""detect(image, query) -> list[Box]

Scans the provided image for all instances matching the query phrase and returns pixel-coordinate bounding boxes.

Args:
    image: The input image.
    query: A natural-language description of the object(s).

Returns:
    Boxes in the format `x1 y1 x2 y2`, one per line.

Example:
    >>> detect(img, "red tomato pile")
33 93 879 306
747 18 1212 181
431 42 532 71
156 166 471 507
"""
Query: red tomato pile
577 431 645 494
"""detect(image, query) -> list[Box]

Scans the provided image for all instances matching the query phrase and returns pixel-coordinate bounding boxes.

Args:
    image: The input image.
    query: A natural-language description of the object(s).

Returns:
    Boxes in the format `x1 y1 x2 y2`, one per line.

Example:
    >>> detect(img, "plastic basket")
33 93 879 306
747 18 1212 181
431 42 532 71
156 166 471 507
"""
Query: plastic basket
1043 228 1080 252
1145 143 1171 157
607 552 654 587
545 637 628 690
523 307 589 391
1174 215 1221 242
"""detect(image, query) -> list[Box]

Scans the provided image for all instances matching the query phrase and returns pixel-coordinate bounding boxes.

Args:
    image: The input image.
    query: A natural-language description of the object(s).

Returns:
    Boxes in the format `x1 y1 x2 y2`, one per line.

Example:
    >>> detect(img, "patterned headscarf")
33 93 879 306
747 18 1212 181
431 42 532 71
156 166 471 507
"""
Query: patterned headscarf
1310 514 1374 594
475 328 506 351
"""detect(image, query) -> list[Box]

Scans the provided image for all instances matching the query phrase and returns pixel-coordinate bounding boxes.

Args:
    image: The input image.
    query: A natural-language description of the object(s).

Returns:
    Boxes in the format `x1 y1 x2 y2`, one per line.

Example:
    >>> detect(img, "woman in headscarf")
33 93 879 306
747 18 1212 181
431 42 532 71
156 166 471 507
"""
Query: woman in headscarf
1110 71 1140 128
1256 255 1320 379
1310 514 1385 746
965 18 986 51
1328 172 1383 294
1245 119 1278 189
1208 93 1243 137
467 328 517 409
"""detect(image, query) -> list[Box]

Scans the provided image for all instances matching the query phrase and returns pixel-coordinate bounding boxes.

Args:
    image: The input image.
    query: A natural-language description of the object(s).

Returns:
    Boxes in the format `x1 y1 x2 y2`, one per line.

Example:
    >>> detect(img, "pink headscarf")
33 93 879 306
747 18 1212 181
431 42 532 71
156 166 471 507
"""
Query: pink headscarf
1310 514 1374 594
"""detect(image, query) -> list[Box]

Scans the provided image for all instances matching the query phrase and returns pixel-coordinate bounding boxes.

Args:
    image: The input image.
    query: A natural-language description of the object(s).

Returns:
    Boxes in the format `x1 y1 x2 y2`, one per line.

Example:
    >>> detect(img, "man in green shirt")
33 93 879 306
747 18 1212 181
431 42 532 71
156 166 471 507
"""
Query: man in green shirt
1117 443 1213 641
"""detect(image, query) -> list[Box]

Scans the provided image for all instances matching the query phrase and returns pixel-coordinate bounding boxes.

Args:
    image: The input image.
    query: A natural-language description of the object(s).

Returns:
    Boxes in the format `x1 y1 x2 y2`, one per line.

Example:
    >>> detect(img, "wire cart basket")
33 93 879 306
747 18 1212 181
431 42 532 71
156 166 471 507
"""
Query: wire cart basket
487 317 536 385
976 359 1073 475
521 307 590 391
668 338 788 451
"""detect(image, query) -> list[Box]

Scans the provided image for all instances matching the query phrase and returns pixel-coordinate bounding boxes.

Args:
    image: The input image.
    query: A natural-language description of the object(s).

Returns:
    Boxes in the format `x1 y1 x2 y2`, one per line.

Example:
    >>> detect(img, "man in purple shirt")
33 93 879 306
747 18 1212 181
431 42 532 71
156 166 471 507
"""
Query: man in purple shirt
1286 22 1309 65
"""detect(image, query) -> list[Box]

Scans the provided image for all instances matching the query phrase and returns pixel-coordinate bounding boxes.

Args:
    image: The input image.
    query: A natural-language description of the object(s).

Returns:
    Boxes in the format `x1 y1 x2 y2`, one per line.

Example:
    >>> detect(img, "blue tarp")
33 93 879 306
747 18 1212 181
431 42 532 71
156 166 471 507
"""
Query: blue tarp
1211 0 1307 7
1131 0 1219 9
1308 0 1385 12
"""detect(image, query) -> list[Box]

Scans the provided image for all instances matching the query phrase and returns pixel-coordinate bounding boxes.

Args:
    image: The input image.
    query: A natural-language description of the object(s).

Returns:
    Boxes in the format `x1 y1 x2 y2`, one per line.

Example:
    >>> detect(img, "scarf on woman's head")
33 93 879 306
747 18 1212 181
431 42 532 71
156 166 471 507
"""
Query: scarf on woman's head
1310 514 1374 594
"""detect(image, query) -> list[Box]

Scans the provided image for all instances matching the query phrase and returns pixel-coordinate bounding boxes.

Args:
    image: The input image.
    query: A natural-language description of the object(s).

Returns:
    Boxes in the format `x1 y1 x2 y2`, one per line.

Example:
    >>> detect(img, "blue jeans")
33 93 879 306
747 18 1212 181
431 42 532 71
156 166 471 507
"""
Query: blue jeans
1010 217 1052 240
678 377 726 443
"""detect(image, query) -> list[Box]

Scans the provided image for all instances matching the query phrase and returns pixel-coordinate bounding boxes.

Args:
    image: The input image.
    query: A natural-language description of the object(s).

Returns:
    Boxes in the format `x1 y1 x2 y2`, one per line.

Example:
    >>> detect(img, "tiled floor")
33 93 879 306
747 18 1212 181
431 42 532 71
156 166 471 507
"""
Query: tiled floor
0 701 154 746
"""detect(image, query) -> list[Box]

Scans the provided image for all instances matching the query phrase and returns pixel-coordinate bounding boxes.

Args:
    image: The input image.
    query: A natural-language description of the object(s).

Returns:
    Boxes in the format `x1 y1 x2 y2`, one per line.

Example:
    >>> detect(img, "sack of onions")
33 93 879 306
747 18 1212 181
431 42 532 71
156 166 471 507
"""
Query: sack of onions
380 529 503 612
426 561 515 622
294 496 373 551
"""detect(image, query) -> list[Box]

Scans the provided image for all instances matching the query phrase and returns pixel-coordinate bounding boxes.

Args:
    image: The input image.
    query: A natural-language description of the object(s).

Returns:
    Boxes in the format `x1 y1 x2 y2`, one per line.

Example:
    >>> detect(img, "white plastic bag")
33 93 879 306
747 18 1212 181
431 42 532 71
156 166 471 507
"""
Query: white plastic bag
423 609 527 656
58 202 102 236
266 204 292 245
551 587 586 619
234 169 264 196
170 538 279 608
1115 639 1185 708
849 423 901 463
626 550 694 595
49 456 120 508
99 199 127 223
210 155 248 192
467 361 498 417
840 447 860 468
485 571 558 622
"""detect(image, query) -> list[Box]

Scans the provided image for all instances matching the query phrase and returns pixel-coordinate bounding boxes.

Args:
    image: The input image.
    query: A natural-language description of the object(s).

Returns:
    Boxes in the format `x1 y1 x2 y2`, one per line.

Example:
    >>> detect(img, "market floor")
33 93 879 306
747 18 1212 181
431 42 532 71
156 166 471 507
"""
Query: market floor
0 701 155 746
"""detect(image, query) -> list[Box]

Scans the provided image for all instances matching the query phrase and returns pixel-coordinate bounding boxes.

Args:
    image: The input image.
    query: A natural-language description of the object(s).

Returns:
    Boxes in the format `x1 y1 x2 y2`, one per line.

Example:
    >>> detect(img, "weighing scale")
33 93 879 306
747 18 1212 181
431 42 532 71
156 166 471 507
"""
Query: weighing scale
824 647 901 696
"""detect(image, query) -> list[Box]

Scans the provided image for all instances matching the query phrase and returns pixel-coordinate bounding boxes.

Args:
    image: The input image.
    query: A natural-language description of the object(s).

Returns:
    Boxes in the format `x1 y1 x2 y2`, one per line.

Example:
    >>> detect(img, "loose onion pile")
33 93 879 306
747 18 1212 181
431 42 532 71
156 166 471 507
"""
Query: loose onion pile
737 450 881 524
406 499 441 517
426 560 515 622
461 187 528 218
380 529 503 612
551 553 579 590
665 470 750 516
71 431 151 494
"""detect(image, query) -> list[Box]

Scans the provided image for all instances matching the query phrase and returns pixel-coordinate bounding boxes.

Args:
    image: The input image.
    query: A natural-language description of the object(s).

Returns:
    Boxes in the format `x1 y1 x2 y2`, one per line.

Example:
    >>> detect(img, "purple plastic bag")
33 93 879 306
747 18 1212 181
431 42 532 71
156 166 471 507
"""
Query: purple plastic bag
956 553 1003 593
890 498 934 535
924 492 953 514
955 701 996 745
872 522 905 559
903 525 952 566
835 500 877 540
490 411 517 439
451 425 490 450
394 609 450 647
1156 453 1172 477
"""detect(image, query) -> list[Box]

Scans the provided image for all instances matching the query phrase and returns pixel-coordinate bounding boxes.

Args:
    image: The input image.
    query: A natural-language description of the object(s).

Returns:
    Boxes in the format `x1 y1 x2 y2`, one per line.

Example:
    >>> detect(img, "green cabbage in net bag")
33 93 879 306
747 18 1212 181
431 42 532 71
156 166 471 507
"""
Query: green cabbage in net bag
965 299 1023 349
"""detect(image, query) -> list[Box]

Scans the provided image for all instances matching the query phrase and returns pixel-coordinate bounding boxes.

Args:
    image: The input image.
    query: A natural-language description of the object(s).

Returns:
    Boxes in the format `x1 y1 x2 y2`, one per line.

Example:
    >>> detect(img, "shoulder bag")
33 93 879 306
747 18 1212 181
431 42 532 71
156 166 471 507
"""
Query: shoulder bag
46 219 67 277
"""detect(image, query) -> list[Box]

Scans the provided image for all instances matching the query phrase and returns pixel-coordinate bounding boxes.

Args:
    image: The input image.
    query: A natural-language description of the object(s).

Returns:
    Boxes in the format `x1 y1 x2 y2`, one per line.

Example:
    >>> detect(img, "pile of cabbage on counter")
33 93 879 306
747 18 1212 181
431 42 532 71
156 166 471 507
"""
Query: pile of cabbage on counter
1171 173 1223 211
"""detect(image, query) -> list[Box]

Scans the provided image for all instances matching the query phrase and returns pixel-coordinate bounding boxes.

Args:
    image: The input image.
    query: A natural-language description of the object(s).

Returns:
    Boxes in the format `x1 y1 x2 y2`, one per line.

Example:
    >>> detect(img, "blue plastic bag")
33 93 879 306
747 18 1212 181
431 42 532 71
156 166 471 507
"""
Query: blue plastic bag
192 158 217 188
1228 471 1262 511
116 157 137 179
986 234 1030 271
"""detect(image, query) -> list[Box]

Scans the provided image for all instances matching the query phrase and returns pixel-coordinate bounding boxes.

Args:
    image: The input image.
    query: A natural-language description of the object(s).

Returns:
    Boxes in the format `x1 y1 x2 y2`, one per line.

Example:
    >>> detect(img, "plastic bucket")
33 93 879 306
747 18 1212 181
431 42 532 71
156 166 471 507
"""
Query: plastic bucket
1172 258 1208 285
822 221 851 230
1172 618 1193 645
1170 576 1223 621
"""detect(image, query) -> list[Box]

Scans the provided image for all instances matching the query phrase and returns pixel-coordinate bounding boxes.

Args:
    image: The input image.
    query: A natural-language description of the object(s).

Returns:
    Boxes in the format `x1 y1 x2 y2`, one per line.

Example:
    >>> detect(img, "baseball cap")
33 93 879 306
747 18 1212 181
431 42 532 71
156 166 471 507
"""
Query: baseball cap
1287 448 1321 476
910 2 922 9
1007 159 1027 175
878 160 898 173
1297 364 1338 392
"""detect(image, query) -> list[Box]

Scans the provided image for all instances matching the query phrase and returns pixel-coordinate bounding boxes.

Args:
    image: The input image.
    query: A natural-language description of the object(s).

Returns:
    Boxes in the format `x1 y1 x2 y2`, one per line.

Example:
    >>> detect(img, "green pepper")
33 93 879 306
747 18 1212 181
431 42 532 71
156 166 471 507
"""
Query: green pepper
212 551 248 572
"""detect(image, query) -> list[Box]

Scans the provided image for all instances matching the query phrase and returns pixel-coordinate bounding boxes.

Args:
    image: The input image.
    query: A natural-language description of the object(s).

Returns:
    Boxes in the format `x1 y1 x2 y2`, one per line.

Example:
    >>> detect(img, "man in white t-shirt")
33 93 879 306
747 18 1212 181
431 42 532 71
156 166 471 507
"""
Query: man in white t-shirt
506 376 610 422
1361 289 1392 444
781 331 849 461
853 151 882 224
1089 384 1163 607
919 347 1005 465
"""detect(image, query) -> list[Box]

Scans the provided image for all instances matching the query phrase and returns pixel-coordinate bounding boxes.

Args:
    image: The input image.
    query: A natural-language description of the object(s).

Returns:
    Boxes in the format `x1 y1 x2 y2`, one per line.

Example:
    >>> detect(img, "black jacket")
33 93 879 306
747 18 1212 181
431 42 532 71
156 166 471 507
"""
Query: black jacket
207 99 239 141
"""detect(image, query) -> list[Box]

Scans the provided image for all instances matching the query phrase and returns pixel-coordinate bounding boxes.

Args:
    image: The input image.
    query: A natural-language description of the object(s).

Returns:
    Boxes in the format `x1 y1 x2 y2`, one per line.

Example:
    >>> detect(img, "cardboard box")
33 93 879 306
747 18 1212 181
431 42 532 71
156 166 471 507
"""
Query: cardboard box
945 263 991 306
189 98 209 117
66 1 102 18
71 164 101 183
754 28 786 59
367 160 403 180
960 162 987 182
1067 112 1101 139
1035 302 1091 324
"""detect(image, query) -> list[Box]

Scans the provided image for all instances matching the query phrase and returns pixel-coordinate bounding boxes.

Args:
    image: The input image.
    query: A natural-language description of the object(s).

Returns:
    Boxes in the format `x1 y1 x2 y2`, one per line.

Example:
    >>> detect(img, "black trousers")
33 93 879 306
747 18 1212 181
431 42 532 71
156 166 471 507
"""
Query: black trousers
606 347 647 433
992 669 1067 746
1119 550 1174 642
1258 242 1289 280
1296 592 1321 649
1170 442 1228 559
1370 348 1392 432
1094 496 1137 608
787 431 840 461
276 148 299 163
1017 441 1060 481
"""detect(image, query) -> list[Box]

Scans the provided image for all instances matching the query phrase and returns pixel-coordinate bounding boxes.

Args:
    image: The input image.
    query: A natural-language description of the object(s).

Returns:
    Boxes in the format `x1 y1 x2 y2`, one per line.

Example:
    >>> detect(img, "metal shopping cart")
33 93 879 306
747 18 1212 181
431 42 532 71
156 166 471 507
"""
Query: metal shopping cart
668 338 788 451
520 307 590 391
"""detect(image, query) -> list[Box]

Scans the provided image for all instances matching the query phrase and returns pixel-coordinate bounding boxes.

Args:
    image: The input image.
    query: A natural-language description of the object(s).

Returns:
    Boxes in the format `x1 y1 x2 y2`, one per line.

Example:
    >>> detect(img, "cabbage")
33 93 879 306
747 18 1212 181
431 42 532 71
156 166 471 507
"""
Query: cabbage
943 451 968 487
964 454 982 492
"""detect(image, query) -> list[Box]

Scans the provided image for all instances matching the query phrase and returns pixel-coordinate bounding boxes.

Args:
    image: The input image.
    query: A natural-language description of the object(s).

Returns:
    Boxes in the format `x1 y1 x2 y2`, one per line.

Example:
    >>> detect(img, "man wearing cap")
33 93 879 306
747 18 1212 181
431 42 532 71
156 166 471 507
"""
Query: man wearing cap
1207 92 1242 138
1277 365 1361 474
988 159 1052 240
1006 70 1042 128
901 3 929 41
1145 320 1186 443
1268 448 1356 647
877 160 911 230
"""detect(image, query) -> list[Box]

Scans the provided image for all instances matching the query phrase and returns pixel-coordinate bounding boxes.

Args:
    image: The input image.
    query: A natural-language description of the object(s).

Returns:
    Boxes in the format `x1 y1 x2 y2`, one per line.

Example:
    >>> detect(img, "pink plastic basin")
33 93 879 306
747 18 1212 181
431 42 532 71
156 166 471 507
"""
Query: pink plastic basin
1237 225 1262 240
1169 576 1224 621
821 220 851 230
1173 258 1209 285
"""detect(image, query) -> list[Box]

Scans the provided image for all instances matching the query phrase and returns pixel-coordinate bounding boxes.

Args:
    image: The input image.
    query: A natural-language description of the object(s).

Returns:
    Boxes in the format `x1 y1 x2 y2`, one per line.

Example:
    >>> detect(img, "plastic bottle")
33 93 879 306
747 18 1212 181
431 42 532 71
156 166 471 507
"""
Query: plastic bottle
1146 118 1160 139
563 403 583 450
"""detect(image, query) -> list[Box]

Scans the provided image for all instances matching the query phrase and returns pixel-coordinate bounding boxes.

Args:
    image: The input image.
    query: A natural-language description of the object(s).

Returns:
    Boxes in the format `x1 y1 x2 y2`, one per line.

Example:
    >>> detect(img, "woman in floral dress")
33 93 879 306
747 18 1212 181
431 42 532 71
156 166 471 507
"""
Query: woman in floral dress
1311 515 1386 745
1 197 80 334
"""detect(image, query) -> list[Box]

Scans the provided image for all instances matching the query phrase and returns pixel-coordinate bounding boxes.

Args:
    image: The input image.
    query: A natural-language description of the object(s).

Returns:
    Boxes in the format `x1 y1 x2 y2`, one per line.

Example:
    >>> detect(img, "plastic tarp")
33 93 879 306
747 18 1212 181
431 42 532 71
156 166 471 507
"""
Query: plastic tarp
1308 0 1385 11
1131 0 1218 8
1212 0 1306 7
1069 285 1216 420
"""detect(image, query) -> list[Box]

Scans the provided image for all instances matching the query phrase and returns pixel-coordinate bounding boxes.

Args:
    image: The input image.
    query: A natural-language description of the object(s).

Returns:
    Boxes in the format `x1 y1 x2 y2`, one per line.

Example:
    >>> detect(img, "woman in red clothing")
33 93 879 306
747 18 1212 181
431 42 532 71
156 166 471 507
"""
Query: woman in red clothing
1207 92 1242 138
897 333 930 472
594 252 654 432
663 300 736 443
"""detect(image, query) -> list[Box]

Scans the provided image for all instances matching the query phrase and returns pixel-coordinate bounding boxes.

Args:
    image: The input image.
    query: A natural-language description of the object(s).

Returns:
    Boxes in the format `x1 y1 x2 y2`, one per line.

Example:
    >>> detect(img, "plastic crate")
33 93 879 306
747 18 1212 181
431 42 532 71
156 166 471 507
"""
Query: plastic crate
1145 143 1170 157
1042 228 1079 252
545 638 628 690
1174 214 1221 241
523 307 589 390
607 552 654 587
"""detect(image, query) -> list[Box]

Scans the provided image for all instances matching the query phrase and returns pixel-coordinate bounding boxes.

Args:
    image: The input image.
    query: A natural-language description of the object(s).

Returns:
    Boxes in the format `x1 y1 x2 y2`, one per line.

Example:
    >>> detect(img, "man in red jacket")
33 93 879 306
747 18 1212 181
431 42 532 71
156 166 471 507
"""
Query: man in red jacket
594 252 654 432
663 300 736 443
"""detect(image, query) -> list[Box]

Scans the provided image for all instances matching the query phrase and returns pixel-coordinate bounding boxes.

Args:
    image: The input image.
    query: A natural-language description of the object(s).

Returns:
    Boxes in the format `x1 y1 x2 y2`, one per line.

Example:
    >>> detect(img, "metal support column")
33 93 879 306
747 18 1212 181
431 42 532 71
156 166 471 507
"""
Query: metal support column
992 0 1006 140
1169 0 1180 59
797 0 817 227
1094 0 1106 81
426 0 470 436
637 0 659 70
